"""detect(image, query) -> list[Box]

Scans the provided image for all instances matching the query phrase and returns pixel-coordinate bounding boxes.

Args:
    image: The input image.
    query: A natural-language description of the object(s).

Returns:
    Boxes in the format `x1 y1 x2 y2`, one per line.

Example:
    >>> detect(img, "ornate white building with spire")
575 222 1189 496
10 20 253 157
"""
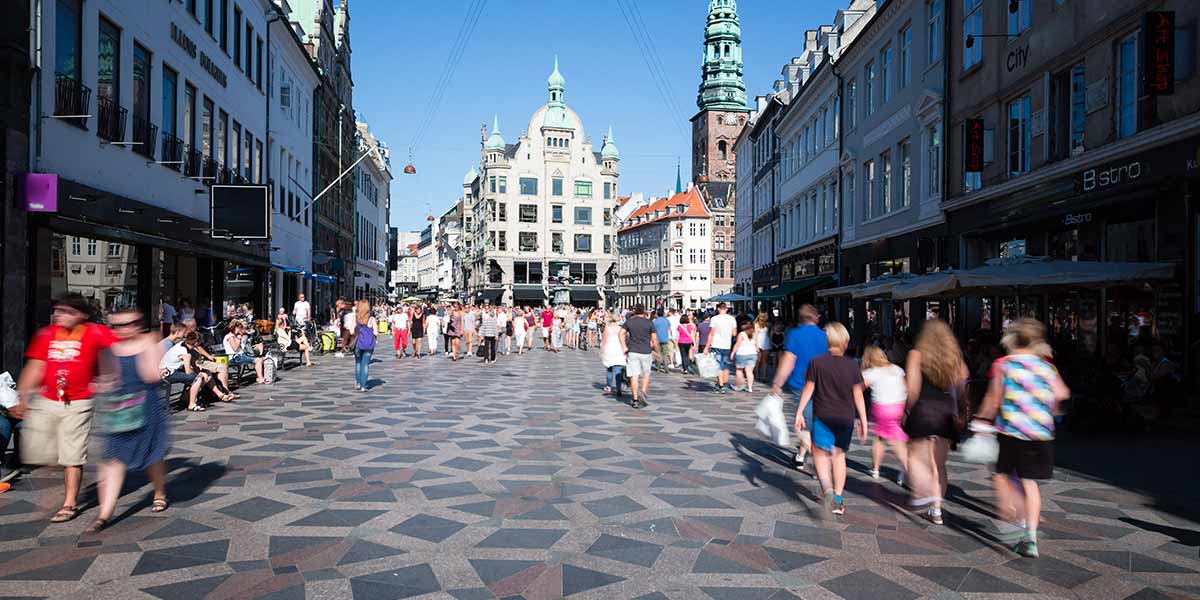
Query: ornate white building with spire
462 60 621 307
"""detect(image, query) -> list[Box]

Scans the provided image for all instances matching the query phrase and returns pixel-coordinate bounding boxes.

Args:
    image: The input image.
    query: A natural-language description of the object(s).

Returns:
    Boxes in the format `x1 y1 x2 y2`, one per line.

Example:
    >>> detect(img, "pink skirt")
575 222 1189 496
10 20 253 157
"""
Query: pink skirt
871 402 909 442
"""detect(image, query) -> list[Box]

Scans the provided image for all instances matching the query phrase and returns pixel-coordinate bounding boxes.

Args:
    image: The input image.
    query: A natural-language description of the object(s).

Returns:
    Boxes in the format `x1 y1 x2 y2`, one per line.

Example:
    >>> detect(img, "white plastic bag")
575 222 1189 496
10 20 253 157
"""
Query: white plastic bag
959 421 999 464
697 353 720 379
0 372 16 409
262 355 278 384
755 393 790 447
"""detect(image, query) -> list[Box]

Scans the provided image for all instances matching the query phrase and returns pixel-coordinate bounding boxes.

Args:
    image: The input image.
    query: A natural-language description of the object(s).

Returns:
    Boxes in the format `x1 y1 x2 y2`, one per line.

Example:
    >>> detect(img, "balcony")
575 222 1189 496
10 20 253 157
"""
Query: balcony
219 166 235 185
131 116 157 159
96 95 127 143
202 156 221 186
54 73 91 128
160 132 184 171
183 145 203 178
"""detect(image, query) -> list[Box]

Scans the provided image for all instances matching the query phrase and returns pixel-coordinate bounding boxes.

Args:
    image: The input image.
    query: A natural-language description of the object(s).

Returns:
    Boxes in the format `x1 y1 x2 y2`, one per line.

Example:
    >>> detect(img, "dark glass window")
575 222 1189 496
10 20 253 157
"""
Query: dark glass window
161 66 178 135
97 18 120 102
55 0 82 81
519 177 538 195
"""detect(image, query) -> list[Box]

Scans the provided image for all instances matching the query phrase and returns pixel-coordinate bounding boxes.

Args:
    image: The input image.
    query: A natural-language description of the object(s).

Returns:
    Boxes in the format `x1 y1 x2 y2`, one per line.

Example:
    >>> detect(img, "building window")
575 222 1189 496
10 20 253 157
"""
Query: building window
97 17 120 103
201 97 214 157
552 177 563 196
233 6 242 68
1008 0 1032 36
132 43 151 131
489 176 496 193
900 138 911 208
864 62 876 117
519 177 538 195
603 181 613 199
184 84 196 147
864 160 875 219
900 25 912 88
86 238 97 256
231 121 240 171
107 242 122 258
880 151 892 214
574 180 592 197
963 0 983 70
675 247 683 266
928 122 941 195
845 168 855 225
161 66 178 137
71 237 81 255
519 232 537 252
551 232 563 253
574 206 592 225
718 140 728 160
498 231 507 251
1116 32 1139 139
603 235 612 254
243 131 253 177
499 203 508 222
552 205 563 223
220 0 228 51
715 258 725 278
881 45 893 103
255 37 263 90
574 234 592 253
846 79 856 129
498 176 506 193
928 0 943 63
715 233 725 250
519 204 538 223
1008 94 1031 176
204 0 214 35
1068 64 1086 154
255 140 263 182
603 208 612 226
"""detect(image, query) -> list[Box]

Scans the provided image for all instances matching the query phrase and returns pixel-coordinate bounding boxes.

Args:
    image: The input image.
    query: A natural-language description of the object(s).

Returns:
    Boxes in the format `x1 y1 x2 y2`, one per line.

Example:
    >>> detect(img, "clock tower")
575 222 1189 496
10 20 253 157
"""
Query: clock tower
691 0 749 296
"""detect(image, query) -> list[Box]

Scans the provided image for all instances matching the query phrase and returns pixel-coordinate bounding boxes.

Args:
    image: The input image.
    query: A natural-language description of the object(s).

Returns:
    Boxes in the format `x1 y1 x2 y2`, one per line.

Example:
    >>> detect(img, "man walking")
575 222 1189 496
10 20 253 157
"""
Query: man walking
293 293 312 332
15 293 115 523
703 303 738 393
770 304 829 472
622 305 657 409
652 309 673 374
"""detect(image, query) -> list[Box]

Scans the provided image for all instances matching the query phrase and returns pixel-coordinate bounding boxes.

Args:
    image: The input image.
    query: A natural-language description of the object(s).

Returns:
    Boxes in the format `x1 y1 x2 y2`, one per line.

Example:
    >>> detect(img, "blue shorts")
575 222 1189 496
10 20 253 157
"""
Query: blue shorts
229 354 256 366
812 418 853 452
734 354 757 369
711 348 731 371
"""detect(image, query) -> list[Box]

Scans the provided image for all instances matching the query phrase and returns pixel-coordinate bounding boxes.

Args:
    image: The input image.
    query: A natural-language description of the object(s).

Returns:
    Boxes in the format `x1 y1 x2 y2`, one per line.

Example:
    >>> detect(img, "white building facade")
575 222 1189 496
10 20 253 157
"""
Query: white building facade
32 0 280 324
464 60 620 307
616 185 712 310
390 230 420 297
268 0 320 312
353 122 391 302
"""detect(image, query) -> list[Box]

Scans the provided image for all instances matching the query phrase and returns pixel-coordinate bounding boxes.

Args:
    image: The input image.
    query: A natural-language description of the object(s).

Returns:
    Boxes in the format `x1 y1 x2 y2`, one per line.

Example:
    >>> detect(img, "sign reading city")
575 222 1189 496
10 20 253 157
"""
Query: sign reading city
1142 11 1175 96
964 118 985 173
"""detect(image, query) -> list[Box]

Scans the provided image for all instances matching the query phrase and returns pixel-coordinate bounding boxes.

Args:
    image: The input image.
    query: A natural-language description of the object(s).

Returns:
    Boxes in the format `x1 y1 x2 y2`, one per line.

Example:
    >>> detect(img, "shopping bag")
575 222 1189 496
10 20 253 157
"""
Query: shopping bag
0 372 17 409
697 353 720 379
755 393 790 447
959 421 999 464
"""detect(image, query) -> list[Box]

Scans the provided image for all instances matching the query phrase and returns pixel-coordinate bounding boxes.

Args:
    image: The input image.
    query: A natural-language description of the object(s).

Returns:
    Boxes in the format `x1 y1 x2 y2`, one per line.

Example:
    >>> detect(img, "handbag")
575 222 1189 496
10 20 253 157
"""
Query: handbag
96 390 148 433
959 421 999 464
476 343 486 358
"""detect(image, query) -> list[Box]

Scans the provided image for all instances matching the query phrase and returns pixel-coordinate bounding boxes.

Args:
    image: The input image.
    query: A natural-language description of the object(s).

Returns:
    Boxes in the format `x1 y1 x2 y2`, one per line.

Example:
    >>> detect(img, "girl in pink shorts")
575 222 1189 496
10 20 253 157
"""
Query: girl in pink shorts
861 345 909 485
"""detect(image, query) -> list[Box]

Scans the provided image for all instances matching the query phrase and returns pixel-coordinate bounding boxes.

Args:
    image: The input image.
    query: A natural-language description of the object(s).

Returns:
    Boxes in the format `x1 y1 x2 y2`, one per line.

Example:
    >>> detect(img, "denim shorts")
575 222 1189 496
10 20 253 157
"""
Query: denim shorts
711 348 731 371
812 418 853 452
734 354 757 369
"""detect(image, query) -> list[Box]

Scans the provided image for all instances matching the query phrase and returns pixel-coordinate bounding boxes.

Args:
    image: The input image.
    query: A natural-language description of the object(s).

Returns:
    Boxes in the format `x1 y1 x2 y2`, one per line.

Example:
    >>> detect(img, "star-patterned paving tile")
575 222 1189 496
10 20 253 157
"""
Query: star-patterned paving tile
0 340 1193 599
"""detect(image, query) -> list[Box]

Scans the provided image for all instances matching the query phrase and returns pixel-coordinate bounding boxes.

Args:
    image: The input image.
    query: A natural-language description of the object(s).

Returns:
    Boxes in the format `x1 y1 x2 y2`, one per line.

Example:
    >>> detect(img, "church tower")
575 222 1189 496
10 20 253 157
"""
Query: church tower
691 0 748 297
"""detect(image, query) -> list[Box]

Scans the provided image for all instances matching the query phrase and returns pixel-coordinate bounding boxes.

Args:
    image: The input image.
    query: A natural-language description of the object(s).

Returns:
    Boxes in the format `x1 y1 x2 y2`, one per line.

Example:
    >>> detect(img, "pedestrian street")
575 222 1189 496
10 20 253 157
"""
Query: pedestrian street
0 348 1195 600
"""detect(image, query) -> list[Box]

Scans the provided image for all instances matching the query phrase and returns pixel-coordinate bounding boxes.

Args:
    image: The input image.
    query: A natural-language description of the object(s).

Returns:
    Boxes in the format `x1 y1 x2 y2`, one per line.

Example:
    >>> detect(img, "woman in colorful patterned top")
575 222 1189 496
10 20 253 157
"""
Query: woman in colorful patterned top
977 318 1070 559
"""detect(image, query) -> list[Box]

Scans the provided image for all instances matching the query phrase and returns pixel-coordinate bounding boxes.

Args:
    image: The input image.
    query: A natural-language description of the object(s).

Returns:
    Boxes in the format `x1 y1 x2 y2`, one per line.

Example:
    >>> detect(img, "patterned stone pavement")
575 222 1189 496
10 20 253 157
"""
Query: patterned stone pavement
0 341 1196 599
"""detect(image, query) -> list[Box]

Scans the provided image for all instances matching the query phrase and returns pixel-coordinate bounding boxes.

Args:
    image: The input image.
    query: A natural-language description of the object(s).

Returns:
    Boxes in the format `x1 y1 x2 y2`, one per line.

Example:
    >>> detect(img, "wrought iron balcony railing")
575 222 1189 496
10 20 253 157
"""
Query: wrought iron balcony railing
160 132 184 171
131 116 157 159
96 95 127 142
53 73 91 128
183 145 203 178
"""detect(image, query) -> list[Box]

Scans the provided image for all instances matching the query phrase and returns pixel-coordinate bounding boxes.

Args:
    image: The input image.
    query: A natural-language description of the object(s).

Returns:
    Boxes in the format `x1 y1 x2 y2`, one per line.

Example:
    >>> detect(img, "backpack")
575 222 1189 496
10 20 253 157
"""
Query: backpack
355 322 377 350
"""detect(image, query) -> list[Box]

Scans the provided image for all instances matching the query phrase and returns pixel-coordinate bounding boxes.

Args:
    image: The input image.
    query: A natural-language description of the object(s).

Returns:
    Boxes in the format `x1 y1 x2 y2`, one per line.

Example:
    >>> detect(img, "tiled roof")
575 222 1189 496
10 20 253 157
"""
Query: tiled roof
617 195 632 207
619 186 709 232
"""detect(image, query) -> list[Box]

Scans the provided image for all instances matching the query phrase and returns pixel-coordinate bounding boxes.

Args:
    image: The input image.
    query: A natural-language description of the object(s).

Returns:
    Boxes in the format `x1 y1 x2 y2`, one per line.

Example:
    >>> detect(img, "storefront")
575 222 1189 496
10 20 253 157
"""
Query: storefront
764 238 838 322
28 177 269 329
945 135 1199 397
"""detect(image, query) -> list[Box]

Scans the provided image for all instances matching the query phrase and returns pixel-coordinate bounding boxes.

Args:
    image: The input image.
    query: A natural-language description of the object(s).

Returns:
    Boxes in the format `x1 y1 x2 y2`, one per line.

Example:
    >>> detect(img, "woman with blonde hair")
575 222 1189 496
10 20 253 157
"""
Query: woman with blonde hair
861 345 908 484
793 322 868 516
351 300 377 391
976 318 1069 558
904 320 967 525
753 312 771 381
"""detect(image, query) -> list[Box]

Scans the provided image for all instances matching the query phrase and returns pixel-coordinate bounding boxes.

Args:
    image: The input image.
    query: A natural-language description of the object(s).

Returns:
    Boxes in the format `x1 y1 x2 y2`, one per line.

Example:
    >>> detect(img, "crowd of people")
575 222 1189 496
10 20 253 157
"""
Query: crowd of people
3 289 1077 561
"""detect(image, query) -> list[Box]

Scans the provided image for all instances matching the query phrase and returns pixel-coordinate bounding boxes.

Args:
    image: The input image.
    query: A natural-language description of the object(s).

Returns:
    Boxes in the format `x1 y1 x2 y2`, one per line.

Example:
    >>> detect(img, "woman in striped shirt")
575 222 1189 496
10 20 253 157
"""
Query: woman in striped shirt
478 306 499 365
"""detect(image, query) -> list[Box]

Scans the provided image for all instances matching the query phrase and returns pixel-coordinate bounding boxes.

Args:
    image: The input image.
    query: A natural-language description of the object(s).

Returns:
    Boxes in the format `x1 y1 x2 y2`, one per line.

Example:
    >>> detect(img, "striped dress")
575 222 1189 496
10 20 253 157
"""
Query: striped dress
993 355 1060 441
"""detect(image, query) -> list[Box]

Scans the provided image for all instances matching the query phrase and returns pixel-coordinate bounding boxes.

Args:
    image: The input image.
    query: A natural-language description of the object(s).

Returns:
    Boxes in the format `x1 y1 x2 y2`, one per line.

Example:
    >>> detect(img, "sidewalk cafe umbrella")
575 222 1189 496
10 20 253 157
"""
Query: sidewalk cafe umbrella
708 292 752 302
888 257 1175 300
890 270 962 300
850 272 920 300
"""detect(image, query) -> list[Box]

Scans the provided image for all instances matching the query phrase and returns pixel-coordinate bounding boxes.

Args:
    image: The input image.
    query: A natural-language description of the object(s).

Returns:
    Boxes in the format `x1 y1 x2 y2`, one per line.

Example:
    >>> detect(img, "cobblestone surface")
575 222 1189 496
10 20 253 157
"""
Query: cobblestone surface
0 343 1196 599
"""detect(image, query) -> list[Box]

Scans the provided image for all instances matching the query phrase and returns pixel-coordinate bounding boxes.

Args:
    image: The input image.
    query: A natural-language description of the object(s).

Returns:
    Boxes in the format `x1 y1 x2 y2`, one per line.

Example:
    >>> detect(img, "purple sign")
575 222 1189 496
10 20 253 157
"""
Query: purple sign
21 173 58 212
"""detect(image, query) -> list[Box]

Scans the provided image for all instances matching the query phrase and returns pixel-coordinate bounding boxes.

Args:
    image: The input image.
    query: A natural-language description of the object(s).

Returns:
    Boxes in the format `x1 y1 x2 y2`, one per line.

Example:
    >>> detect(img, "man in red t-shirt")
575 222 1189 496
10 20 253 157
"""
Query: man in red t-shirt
15 293 115 523
540 308 554 351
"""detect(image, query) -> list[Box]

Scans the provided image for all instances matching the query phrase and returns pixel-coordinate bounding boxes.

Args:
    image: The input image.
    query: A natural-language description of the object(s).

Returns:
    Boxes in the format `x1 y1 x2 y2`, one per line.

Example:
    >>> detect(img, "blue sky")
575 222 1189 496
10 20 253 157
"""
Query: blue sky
351 0 848 232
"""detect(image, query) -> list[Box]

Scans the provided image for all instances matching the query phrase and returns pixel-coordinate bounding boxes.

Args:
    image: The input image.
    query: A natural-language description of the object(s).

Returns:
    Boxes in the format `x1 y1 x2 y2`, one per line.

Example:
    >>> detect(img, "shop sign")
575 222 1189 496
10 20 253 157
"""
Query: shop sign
1006 44 1030 73
964 118 985 173
1077 160 1144 193
1063 212 1092 226
171 22 227 88
20 173 57 212
1142 11 1175 96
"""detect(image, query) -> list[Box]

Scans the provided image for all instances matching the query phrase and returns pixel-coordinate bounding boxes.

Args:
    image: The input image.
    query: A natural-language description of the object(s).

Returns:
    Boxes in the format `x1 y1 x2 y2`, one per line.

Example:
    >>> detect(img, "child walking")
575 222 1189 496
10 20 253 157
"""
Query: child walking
861 345 908 485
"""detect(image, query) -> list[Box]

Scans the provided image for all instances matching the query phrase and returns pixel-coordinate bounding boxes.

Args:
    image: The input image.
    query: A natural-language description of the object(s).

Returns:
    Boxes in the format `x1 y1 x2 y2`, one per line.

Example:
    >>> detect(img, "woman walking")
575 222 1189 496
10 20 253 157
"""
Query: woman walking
352 300 377 392
463 306 477 357
861 345 908 484
478 306 499 365
88 308 170 532
411 306 426 358
754 312 771 382
976 318 1069 558
424 306 440 356
676 314 697 375
389 305 410 359
904 320 967 525
512 307 528 355
792 322 868 516
447 305 463 361
732 321 759 393
601 312 627 398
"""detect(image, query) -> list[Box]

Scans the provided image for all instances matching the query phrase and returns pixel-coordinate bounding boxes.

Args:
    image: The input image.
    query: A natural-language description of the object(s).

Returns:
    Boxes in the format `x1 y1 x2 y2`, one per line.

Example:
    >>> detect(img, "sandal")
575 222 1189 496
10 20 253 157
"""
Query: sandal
188 405 206 412
151 498 169 513
84 518 109 533
50 505 81 523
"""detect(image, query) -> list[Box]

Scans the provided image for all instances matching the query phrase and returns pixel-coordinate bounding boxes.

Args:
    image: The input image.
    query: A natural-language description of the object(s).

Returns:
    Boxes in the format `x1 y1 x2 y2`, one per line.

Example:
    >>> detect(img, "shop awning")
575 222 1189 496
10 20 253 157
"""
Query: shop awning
313 274 337 284
756 276 834 301
512 286 546 303
708 292 752 302
885 257 1176 300
851 273 921 299
271 263 304 274
475 288 505 303
569 287 602 302
817 281 871 299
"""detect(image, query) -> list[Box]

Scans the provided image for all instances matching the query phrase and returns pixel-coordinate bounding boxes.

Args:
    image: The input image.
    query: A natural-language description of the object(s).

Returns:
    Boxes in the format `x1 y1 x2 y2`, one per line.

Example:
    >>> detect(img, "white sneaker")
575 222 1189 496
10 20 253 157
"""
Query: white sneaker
869 469 881 479
334 352 344 358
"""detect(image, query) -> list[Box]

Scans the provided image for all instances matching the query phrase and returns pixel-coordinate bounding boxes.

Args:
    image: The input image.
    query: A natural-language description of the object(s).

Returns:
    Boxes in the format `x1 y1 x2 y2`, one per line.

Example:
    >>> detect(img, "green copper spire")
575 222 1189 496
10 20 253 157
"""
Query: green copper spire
547 56 565 107
675 160 683 194
485 114 505 150
601 126 620 160
697 0 748 111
